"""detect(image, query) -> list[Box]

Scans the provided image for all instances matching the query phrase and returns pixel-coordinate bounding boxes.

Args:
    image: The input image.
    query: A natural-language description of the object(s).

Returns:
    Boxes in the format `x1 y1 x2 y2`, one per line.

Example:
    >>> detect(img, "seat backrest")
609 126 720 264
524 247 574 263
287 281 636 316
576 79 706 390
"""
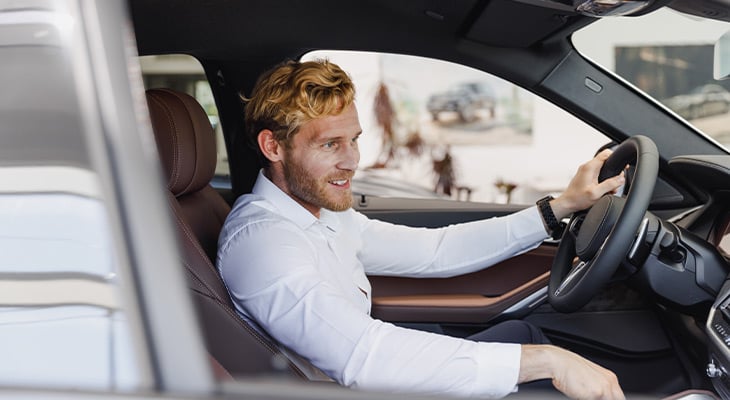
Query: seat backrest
146 88 227 262
145 88 306 379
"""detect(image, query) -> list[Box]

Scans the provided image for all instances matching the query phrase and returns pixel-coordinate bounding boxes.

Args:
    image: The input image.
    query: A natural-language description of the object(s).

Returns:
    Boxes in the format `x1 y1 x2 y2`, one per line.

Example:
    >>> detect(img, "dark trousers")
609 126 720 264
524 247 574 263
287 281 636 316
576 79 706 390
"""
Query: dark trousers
466 319 550 345
468 320 555 392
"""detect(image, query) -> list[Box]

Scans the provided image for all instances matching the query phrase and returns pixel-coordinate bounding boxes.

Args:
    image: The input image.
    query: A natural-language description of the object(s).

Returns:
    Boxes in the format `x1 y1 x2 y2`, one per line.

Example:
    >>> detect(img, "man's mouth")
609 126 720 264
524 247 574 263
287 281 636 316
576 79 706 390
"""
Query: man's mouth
329 179 350 187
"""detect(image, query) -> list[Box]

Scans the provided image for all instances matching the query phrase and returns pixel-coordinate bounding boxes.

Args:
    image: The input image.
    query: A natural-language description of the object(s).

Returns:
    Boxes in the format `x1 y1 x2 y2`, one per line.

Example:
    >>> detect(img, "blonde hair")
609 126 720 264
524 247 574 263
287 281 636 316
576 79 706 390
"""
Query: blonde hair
243 59 356 163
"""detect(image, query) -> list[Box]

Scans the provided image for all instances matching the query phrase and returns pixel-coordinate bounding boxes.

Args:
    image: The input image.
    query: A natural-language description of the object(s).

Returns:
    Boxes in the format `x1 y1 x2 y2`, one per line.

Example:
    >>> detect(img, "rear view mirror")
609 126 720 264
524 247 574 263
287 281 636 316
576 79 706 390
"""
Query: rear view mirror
714 30 730 80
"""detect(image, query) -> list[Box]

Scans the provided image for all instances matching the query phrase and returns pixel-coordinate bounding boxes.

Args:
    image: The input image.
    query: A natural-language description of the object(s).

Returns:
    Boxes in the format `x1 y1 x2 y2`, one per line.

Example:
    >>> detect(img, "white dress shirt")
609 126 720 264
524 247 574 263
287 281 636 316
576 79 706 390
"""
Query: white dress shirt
217 171 550 398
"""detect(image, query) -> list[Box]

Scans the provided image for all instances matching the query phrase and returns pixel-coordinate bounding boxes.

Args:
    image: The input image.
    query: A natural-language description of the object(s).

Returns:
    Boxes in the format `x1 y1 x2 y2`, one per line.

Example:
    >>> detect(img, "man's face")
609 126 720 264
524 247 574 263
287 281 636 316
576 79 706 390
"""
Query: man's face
277 104 362 216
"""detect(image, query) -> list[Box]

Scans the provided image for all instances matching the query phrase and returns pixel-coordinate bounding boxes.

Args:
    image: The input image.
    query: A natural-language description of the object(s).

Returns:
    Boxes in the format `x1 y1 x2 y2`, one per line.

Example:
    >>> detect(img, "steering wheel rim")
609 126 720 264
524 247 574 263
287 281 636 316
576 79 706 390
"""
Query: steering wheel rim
548 135 659 313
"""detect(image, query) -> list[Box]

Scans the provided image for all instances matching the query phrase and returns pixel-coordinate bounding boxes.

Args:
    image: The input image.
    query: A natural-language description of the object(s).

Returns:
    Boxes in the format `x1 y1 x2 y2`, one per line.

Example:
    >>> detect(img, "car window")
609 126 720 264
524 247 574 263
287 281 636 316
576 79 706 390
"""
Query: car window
302 50 609 205
139 55 229 180
0 4 145 391
573 8 730 150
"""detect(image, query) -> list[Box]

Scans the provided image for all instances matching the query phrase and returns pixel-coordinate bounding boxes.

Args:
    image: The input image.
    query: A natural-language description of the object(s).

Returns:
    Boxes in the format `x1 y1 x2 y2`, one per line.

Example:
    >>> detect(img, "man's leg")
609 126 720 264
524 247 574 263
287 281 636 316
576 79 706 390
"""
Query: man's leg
468 320 554 390
467 319 550 345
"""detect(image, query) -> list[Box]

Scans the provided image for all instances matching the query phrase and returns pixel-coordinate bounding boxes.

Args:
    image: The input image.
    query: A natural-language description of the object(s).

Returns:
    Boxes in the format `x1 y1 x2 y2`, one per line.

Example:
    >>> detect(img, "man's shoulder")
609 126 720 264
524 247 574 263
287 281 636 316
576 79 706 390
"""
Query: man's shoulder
217 203 324 278
228 193 276 220
223 193 300 233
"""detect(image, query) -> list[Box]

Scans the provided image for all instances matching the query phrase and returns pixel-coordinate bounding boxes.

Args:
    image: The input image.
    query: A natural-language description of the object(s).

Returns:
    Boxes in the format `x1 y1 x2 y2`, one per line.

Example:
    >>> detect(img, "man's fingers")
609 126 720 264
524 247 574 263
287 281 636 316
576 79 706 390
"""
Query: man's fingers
594 171 625 196
583 149 613 177
594 148 613 162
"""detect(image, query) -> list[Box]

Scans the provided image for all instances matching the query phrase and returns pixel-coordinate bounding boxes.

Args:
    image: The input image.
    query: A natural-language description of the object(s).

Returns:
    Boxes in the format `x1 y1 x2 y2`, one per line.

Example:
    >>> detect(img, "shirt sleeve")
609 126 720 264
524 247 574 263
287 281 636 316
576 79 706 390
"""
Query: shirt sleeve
218 219 522 399
354 206 550 278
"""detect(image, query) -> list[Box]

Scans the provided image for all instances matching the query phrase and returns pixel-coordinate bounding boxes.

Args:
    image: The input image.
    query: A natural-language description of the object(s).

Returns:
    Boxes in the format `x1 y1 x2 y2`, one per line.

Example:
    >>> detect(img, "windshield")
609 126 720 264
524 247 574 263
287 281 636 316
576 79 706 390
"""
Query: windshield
573 8 730 150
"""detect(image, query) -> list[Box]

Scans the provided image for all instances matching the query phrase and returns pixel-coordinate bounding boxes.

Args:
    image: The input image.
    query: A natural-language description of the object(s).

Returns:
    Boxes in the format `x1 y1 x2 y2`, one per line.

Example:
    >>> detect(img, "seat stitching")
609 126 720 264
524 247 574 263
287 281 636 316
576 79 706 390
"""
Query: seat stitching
165 193 224 296
188 274 307 379
166 89 203 195
148 92 182 191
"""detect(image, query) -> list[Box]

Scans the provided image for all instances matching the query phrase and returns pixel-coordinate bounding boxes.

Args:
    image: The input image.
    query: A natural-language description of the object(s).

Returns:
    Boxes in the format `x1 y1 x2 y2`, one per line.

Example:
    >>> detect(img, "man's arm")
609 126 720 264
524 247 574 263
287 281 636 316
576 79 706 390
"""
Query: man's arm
356 150 625 279
354 205 549 278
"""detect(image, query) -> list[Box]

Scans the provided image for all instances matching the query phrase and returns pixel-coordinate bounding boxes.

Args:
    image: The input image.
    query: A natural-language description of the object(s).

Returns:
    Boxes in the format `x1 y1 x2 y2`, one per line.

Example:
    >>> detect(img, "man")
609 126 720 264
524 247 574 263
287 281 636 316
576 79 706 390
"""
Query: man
217 59 626 399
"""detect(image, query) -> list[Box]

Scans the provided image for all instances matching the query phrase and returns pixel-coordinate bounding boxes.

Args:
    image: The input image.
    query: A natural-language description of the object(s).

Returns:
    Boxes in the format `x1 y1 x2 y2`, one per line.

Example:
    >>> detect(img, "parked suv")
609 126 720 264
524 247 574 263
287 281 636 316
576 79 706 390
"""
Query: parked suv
426 82 496 122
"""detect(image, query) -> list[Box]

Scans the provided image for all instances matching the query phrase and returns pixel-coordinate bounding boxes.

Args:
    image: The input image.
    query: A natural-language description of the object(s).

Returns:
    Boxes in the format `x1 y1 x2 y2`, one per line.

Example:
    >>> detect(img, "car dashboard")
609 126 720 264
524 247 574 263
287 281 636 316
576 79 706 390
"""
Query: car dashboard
665 155 730 398
707 215 730 398
708 288 730 397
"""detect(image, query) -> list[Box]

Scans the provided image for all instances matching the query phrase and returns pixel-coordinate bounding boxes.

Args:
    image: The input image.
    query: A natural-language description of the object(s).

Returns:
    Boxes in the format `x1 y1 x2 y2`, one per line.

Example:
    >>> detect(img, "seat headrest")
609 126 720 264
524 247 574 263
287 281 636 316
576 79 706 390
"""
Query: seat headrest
146 88 217 197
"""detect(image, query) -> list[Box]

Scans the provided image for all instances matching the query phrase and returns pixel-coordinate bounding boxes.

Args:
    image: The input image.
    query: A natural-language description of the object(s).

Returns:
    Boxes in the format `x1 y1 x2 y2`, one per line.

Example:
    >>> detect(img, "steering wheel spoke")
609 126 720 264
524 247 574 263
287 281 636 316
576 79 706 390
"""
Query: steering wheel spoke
566 212 586 240
554 259 590 296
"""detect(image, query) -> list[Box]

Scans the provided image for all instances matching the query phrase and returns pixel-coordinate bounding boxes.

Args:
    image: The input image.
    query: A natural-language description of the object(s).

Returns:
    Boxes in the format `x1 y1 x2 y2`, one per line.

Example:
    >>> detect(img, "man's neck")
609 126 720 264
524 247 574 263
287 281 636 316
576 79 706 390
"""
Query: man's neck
262 168 322 218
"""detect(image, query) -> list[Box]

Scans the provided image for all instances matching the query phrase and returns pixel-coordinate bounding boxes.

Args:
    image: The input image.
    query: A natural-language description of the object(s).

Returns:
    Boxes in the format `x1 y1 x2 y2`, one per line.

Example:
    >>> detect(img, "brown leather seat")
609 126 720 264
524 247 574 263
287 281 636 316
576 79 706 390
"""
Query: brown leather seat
145 88 306 379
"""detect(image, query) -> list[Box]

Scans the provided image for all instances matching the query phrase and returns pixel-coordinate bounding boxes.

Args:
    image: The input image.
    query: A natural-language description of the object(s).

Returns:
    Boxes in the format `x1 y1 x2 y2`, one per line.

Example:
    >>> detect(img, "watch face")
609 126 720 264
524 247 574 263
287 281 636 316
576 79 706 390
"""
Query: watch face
538 195 554 204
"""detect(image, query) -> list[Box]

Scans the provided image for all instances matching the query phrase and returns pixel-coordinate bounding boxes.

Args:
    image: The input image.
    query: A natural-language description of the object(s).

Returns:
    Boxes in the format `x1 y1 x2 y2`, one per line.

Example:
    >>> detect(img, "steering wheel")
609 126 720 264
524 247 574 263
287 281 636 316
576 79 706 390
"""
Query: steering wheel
548 135 659 313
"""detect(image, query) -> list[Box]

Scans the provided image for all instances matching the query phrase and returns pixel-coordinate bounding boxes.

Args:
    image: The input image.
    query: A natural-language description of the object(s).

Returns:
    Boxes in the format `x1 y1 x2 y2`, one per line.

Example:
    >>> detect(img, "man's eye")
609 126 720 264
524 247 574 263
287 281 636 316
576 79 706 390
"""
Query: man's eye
323 141 336 149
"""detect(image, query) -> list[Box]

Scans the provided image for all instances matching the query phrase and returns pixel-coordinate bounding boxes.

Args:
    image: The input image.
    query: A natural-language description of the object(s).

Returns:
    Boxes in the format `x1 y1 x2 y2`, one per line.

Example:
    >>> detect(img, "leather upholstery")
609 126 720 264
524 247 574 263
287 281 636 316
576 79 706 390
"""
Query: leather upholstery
146 88 227 262
146 88 217 197
145 88 305 379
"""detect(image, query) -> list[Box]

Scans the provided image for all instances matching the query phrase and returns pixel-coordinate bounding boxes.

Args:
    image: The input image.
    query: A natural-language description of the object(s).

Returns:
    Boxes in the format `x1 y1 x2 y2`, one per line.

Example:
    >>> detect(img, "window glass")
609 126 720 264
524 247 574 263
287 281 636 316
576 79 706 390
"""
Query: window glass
0 5 143 391
573 8 730 150
139 55 229 179
302 50 609 204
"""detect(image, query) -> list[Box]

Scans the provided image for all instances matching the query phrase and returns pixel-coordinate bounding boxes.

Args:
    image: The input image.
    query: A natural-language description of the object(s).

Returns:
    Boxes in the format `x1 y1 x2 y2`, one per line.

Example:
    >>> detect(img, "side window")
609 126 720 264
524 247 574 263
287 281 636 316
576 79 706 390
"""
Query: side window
302 51 609 205
139 55 228 181
0 5 143 391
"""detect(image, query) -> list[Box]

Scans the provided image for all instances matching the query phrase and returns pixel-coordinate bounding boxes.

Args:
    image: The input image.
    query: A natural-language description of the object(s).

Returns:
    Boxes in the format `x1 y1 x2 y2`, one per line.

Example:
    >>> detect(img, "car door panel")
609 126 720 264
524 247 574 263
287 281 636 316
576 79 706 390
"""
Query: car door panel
355 196 528 228
355 196 555 324
369 245 554 323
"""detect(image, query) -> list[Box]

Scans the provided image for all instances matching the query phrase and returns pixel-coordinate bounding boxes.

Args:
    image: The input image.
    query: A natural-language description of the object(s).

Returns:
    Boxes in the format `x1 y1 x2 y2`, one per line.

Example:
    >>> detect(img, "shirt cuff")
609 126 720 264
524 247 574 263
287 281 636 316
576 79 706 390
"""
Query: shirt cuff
473 342 521 398
514 206 552 242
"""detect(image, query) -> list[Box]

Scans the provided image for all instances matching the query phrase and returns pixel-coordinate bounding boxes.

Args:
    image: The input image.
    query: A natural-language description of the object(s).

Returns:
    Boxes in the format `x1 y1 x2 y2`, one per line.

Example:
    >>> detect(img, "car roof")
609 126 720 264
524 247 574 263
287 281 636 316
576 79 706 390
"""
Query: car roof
129 0 682 53
129 0 671 85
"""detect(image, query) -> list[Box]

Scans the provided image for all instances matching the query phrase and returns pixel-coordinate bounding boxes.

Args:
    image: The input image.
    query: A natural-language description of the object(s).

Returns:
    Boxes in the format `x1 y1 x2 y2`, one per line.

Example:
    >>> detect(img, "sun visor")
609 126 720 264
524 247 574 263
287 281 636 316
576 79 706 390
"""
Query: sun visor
465 0 577 47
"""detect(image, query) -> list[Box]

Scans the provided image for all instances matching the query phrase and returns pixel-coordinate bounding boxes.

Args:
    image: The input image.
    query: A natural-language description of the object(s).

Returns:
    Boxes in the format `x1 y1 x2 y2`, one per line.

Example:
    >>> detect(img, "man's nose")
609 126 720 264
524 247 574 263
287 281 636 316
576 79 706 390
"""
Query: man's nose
337 142 359 170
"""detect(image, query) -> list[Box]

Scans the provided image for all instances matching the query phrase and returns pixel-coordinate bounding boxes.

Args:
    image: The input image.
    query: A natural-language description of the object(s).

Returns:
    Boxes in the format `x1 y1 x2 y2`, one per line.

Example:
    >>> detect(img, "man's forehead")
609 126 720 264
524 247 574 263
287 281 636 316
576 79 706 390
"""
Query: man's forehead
303 107 362 140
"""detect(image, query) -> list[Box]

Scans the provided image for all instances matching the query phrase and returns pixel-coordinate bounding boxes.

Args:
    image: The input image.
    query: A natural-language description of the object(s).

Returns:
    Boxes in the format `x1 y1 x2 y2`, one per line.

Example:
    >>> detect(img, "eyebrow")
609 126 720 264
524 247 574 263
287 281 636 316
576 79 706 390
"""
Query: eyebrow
310 130 362 144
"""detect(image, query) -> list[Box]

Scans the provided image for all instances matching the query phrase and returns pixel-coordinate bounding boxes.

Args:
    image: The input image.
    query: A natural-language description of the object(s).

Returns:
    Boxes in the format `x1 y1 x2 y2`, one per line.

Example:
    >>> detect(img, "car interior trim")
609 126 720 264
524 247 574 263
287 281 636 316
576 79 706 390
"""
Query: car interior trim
372 272 549 323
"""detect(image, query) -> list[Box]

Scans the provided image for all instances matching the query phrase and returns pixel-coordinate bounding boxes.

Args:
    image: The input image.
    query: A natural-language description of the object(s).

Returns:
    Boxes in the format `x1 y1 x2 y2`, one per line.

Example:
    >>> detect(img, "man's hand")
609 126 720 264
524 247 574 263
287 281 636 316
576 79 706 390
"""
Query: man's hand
519 344 625 400
550 149 625 220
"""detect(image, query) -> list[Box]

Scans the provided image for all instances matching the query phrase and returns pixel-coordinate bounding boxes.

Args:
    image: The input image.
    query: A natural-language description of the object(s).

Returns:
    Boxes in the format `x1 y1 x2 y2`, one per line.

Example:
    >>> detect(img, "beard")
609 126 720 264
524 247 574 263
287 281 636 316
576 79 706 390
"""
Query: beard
282 157 354 212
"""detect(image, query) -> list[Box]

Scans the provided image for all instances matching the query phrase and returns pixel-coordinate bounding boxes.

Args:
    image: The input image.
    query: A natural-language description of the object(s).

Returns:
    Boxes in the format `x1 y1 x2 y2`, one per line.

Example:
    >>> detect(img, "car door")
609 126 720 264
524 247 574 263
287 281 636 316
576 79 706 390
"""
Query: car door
355 197 554 331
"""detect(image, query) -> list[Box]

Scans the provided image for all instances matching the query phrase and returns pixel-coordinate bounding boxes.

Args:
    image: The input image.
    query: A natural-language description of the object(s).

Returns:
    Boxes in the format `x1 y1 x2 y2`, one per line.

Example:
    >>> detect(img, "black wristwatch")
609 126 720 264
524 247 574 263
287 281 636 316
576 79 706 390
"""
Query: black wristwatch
536 195 566 240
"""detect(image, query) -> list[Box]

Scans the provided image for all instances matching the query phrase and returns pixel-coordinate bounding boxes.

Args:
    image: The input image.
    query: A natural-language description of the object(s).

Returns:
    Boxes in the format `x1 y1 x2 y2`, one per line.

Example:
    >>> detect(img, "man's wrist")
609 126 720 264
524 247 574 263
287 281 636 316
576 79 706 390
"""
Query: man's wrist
536 196 566 239
518 344 555 384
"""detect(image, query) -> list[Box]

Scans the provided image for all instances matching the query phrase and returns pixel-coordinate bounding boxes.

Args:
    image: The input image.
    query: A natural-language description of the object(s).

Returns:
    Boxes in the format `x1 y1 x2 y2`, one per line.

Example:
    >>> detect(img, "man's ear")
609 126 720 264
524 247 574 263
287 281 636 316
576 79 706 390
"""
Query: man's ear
257 129 284 163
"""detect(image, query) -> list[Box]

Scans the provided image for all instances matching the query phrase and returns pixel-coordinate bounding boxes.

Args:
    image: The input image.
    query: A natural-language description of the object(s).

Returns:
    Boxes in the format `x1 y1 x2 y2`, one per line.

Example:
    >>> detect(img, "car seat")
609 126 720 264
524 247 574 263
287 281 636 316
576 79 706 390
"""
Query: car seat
145 88 328 381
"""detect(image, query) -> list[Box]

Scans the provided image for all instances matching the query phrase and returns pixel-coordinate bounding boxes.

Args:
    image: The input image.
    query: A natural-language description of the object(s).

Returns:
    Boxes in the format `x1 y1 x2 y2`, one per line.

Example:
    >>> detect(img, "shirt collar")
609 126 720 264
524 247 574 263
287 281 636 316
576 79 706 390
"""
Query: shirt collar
251 170 341 232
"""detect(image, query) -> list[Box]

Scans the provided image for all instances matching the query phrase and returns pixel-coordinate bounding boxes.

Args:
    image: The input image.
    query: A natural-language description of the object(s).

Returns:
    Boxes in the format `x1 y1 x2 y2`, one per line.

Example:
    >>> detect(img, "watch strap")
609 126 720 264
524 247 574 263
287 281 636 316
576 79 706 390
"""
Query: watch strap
537 195 565 239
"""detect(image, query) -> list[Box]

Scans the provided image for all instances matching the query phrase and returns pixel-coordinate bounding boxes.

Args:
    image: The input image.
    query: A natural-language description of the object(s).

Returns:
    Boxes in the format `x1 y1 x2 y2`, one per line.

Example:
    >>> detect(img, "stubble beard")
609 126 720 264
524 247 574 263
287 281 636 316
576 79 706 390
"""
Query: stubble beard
283 157 353 212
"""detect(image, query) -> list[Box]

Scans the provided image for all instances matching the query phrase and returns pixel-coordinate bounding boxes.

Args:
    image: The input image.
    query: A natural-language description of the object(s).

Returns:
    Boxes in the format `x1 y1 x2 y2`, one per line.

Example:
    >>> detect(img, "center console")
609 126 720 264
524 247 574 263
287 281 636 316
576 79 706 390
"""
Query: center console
706 280 730 398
